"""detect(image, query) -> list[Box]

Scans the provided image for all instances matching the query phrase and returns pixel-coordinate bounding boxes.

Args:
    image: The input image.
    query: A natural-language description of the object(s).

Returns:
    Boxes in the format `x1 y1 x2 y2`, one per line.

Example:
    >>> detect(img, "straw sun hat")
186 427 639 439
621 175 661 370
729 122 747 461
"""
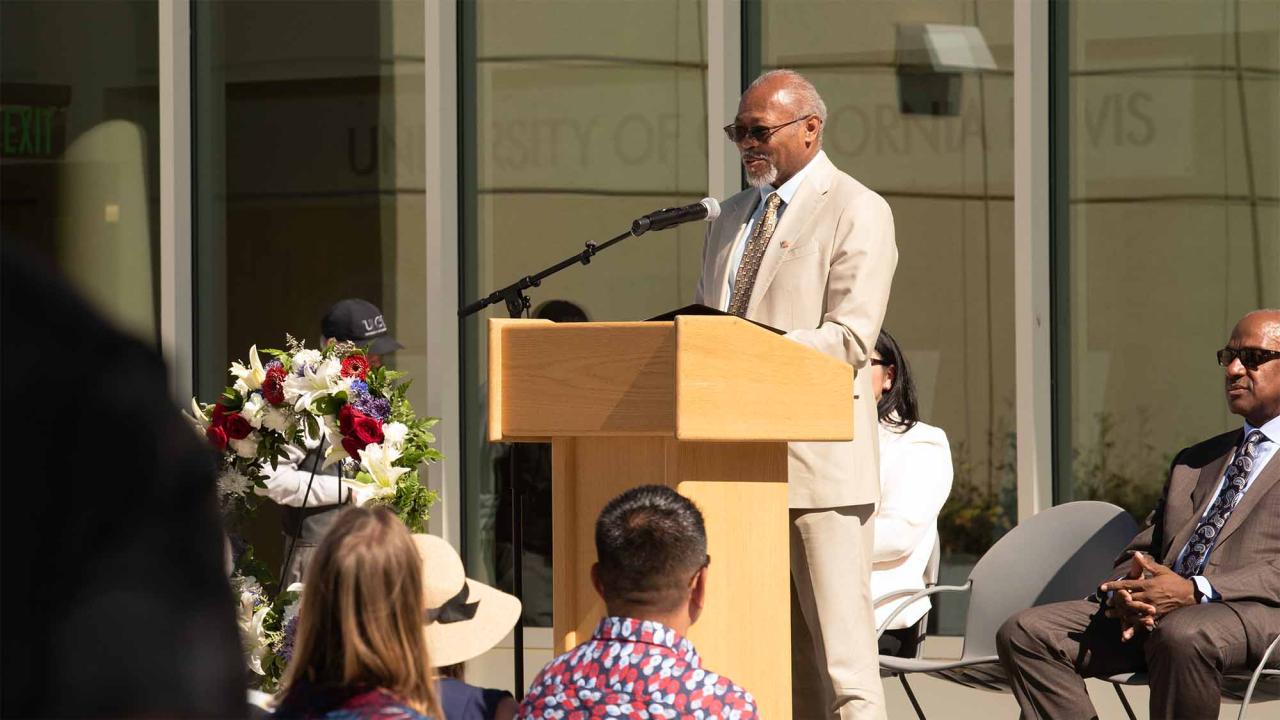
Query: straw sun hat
412 534 522 668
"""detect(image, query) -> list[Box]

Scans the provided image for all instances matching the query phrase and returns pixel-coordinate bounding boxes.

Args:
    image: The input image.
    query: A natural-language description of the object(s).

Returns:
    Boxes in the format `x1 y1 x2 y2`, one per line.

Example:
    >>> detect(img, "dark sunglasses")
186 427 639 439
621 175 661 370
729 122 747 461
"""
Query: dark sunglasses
722 116 811 144
870 358 893 367
1216 347 1280 370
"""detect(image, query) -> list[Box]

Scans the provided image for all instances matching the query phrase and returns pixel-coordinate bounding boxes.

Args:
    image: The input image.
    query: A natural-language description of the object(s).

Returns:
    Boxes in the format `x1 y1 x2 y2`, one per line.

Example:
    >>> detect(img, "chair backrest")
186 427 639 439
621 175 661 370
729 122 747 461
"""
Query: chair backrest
925 532 942 586
909 534 943 658
960 501 1139 659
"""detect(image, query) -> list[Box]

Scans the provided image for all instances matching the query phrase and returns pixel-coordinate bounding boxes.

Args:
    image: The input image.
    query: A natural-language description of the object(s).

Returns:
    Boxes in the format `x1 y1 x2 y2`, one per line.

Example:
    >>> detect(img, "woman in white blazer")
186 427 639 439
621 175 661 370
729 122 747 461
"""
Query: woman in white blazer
870 329 954 658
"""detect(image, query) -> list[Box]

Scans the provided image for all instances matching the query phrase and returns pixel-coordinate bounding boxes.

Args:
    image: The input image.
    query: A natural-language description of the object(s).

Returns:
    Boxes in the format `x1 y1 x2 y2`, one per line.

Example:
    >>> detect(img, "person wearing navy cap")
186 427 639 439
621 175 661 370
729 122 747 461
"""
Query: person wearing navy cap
258 298 403 584
321 298 404 366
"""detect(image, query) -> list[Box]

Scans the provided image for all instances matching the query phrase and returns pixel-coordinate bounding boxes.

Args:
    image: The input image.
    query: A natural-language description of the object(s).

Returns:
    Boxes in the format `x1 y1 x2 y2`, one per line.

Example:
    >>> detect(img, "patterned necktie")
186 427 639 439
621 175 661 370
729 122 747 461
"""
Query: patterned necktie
1176 429 1265 577
727 192 783 317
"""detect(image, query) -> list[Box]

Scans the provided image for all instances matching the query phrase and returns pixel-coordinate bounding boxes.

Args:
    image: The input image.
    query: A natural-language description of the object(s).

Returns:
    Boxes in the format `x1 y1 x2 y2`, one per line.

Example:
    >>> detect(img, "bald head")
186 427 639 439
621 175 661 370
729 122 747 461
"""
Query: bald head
733 70 826 187
1222 309 1280 426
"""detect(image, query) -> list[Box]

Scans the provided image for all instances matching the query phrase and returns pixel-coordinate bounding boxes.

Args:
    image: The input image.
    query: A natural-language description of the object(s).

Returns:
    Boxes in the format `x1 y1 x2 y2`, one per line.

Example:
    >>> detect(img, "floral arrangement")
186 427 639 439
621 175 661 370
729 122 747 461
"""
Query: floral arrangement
192 336 442 687
192 336 441 531
232 574 301 691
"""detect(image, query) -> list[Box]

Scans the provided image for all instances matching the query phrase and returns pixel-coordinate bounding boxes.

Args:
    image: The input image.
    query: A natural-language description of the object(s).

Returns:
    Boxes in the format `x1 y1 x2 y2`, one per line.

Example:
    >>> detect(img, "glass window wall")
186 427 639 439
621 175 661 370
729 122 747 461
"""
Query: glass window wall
1 0 160 345
1055 1 1280 519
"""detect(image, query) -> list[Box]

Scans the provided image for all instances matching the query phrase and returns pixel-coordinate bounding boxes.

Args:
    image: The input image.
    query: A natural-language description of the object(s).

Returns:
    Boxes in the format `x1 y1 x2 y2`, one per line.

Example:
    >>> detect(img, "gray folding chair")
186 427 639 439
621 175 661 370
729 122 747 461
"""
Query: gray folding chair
876 501 1139 719
1107 632 1280 720
875 536 941 715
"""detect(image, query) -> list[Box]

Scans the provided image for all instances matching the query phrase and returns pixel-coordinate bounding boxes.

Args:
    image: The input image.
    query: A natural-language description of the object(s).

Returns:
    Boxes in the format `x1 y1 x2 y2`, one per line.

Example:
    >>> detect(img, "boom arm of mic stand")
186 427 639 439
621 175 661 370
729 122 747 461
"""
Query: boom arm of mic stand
458 228 636 319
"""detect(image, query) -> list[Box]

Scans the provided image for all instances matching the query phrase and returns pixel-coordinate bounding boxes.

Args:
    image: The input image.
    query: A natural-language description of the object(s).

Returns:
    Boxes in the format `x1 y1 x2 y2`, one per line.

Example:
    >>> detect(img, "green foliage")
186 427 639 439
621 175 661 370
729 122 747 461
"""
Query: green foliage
259 347 291 369
1071 411 1170 523
939 432 1016 557
369 471 440 533
220 387 244 410
235 545 276 590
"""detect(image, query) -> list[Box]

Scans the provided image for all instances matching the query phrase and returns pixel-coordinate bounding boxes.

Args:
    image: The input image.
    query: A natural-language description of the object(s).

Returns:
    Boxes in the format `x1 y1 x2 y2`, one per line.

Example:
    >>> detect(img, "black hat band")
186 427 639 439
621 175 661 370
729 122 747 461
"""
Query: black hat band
426 583 480 625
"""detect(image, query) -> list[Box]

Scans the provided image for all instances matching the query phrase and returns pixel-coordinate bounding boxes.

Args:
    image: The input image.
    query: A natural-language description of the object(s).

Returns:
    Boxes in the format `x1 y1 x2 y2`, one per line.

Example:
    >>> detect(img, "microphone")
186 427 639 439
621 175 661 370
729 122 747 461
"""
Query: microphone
631 197 721 236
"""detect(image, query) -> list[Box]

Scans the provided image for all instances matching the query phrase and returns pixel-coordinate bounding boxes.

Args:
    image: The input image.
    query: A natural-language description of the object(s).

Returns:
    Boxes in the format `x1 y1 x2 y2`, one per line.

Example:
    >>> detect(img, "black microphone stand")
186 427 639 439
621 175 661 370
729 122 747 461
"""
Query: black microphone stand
458 224 643 697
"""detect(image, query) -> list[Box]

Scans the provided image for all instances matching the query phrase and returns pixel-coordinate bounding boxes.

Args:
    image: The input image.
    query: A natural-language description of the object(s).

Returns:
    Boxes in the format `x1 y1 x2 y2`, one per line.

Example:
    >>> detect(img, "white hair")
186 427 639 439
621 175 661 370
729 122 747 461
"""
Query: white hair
748 69 828 127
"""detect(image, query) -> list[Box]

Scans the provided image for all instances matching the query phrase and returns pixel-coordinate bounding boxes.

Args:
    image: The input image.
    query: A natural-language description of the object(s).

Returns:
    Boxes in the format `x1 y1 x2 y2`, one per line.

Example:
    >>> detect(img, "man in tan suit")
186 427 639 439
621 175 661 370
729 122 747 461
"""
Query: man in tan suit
998 309 1280 719
695 70 897 719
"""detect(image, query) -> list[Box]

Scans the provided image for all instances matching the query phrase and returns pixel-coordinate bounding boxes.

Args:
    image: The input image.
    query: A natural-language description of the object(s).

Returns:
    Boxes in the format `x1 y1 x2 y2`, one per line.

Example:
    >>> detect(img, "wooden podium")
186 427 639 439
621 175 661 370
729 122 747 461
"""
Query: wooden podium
488 315 854 718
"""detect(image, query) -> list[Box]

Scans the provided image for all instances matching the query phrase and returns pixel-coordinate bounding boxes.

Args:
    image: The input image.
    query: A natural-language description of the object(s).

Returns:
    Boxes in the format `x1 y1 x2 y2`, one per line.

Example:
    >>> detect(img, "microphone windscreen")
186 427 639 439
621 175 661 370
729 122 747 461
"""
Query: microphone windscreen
700 197 721 222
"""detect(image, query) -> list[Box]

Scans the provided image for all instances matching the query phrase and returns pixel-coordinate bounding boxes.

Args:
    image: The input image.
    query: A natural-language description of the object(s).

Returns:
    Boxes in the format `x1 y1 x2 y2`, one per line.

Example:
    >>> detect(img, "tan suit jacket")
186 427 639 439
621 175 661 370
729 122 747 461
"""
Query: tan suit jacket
695 151 897 508
1110 428 1280 666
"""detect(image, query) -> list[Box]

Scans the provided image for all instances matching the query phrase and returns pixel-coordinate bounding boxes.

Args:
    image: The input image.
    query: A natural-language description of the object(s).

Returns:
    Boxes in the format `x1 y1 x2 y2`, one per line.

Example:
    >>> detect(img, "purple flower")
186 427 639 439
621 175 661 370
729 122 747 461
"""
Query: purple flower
265 359 283 371
347 380 390 421
278 616 298 665
357 396 391 422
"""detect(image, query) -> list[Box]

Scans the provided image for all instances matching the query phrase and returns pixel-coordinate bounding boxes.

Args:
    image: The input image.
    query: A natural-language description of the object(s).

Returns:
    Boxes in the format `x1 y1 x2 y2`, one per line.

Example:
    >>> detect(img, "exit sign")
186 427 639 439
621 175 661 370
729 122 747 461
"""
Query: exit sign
1 83 69 159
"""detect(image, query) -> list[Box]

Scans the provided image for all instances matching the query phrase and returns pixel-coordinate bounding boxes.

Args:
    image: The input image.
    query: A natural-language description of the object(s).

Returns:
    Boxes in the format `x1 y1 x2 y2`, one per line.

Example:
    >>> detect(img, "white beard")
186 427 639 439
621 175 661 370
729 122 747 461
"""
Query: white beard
744 157 778 188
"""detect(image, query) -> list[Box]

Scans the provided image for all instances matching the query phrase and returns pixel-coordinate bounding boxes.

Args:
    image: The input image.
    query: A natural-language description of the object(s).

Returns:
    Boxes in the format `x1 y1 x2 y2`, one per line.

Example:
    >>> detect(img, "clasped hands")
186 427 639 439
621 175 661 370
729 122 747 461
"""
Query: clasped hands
1098 551 1197 642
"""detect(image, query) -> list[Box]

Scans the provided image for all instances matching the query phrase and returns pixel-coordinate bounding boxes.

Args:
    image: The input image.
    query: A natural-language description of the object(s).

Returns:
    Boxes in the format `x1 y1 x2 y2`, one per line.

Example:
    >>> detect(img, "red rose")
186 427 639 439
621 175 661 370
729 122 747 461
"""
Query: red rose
338 403 358 435
223 413 253 440
341 436 364 459
340 354 369 380
262 366 287 405
210 402 229 428
206 425 228 451
352 415 383 446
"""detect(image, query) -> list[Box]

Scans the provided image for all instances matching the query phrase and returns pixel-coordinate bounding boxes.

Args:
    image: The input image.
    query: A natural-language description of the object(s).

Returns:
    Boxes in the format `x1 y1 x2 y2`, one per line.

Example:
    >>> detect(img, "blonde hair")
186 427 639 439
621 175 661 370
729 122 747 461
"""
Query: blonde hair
278 507 443 718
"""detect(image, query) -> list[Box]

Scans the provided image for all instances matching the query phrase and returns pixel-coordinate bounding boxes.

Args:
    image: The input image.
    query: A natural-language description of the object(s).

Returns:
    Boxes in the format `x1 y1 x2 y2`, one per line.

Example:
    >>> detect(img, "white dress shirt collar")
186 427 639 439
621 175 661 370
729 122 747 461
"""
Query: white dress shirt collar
1245 413 1280 445
757 150 824 208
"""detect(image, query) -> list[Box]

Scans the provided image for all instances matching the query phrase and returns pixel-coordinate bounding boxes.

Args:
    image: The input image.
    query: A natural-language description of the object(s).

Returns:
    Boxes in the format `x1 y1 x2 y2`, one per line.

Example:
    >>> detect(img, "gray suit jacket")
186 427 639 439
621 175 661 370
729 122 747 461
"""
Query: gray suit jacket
1112 428 1280 665
694 151 898 508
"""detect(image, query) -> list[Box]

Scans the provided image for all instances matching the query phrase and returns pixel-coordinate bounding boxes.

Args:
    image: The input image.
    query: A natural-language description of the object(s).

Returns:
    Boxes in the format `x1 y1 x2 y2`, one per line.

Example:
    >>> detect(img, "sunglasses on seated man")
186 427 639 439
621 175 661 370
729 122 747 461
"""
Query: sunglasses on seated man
1217 346 1280 370
722 115 812 144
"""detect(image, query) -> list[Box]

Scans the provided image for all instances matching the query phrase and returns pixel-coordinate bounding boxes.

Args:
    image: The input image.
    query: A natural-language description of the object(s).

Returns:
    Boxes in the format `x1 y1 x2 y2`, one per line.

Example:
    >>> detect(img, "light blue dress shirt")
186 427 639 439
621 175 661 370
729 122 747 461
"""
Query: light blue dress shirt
722 152 823 311
1177 414 1280 602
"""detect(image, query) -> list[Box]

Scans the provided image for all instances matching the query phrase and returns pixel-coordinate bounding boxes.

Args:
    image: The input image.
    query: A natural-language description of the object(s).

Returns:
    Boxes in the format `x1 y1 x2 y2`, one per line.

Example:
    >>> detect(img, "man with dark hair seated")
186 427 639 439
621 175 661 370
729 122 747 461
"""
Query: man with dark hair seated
519 485 758 718
997 309 1280 719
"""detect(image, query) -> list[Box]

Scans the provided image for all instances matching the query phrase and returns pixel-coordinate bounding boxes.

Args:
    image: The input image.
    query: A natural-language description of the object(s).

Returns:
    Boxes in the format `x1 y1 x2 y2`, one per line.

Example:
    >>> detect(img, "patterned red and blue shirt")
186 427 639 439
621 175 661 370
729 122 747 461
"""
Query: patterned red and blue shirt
519 616 758 719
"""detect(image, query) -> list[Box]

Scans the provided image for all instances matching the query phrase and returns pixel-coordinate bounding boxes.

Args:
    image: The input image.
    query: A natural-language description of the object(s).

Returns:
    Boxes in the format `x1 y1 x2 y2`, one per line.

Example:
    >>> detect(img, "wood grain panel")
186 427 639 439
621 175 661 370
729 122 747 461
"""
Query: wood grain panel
496 322 676 439
680 477 791 720
675 314 854 442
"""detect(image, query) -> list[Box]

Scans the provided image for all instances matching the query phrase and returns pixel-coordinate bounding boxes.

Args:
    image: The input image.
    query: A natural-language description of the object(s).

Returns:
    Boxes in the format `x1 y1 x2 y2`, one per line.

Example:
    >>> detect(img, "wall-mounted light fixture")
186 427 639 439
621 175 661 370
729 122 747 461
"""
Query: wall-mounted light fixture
896 23 997 116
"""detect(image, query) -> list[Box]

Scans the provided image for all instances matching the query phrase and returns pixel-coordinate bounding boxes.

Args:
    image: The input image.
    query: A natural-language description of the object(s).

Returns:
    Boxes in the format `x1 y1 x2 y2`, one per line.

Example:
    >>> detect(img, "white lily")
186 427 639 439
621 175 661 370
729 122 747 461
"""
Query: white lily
187 398 210 434
230 345 267 393
320 415 349 469
354 442 409 501
282 357 341 412
232 575 271 676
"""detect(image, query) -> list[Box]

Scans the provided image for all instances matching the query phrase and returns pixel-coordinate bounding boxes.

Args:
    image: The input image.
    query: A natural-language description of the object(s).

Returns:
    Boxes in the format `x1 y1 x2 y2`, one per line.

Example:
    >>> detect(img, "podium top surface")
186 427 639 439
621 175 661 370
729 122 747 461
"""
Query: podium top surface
488 315 853 443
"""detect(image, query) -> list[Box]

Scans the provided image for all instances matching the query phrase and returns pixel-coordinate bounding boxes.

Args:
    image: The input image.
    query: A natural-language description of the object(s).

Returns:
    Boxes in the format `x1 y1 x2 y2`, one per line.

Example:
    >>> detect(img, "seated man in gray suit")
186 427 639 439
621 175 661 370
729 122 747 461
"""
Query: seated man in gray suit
997 309 1280 719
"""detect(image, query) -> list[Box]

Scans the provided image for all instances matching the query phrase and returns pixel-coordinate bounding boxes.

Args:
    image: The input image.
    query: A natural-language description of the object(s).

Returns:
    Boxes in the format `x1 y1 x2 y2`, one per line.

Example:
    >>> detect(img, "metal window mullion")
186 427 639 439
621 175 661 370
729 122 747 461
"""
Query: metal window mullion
159 0 193 403
707 0 742 203
1014 0 1053 522
425 0 462 548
